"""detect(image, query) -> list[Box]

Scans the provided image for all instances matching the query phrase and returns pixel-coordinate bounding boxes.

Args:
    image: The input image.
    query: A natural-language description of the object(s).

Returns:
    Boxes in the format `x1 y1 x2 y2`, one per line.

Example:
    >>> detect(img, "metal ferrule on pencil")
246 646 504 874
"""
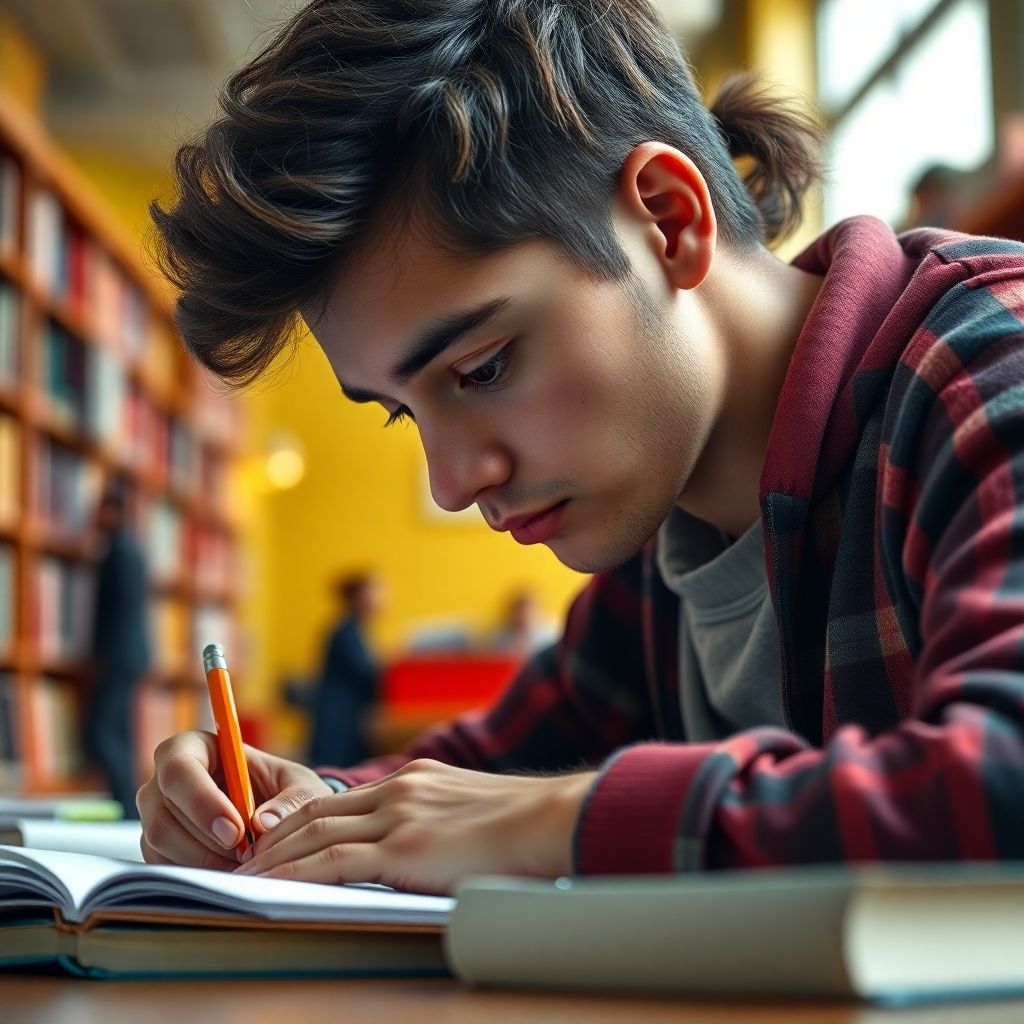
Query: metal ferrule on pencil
202 643 227 673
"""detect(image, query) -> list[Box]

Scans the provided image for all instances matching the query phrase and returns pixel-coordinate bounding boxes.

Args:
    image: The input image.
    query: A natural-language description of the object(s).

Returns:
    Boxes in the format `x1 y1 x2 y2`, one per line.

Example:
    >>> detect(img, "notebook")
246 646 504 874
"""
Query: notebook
0 845 452 979
448 865 1024 1005
0 820 144 861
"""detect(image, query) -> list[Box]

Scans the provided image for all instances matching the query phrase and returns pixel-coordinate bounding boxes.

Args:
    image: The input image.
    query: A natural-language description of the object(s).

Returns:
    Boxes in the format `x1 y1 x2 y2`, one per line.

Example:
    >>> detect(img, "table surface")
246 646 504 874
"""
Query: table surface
4 973 1024 1024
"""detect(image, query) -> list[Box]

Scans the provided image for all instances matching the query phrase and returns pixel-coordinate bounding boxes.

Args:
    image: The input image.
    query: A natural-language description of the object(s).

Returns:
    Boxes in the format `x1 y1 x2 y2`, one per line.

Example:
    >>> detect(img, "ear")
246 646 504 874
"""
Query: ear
617 142 717 291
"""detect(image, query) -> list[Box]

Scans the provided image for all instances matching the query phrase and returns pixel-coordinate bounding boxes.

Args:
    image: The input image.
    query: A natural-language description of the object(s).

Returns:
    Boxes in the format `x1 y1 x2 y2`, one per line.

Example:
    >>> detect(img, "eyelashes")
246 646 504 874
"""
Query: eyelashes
384 405 412 427
383 340 516 428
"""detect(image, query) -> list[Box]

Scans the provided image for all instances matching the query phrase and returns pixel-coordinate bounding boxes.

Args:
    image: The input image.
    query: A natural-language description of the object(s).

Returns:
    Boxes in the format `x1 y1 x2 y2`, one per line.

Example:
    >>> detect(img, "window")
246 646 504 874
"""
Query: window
817 0 993 228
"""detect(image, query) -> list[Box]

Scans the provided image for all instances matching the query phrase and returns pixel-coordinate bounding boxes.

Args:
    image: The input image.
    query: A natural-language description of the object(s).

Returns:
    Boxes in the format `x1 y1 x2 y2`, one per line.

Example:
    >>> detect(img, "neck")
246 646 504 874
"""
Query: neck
676 244 823 537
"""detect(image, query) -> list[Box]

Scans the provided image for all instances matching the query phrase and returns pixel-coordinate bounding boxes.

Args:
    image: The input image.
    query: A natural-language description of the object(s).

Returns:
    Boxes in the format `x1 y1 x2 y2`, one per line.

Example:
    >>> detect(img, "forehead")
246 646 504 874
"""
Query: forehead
311 221 569 375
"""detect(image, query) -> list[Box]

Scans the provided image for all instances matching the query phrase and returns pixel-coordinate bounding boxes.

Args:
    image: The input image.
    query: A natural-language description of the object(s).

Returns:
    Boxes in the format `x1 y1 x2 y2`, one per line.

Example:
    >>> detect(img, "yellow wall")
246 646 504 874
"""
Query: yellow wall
742 0 822 259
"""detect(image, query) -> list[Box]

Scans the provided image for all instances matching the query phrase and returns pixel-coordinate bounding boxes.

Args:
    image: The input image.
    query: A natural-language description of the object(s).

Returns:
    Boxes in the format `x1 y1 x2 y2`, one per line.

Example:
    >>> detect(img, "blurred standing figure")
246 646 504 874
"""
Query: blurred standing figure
85 484 151 818
309 571 383 768
487 588 560 659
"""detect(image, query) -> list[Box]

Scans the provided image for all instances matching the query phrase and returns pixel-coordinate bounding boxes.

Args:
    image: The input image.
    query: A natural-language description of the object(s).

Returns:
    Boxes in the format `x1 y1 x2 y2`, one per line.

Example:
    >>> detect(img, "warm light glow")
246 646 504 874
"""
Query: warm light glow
265 443 305 490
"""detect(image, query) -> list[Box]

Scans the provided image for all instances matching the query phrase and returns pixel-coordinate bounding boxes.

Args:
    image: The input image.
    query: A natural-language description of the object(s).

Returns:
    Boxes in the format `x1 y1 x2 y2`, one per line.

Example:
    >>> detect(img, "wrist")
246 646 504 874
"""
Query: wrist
534 771 597 877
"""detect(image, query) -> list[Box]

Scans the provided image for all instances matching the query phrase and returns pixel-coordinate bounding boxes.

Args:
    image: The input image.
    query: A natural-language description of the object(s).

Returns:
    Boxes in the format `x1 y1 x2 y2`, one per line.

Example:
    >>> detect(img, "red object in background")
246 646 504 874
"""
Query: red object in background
237 714 265 750
382 654 523 714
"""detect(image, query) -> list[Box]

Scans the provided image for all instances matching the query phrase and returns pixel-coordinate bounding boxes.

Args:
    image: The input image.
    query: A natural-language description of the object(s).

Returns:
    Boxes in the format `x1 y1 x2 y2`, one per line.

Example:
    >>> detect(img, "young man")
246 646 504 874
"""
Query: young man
138 0 1024 894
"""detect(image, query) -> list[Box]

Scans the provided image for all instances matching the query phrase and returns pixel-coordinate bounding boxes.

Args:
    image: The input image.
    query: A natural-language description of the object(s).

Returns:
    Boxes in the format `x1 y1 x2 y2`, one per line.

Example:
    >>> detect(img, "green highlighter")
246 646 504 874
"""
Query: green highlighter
0 797 124 821
55 800 125 822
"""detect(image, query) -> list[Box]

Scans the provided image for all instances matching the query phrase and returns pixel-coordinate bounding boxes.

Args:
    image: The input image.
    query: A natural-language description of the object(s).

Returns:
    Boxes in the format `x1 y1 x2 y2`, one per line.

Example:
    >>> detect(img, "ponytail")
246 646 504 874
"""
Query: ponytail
711 74 825 245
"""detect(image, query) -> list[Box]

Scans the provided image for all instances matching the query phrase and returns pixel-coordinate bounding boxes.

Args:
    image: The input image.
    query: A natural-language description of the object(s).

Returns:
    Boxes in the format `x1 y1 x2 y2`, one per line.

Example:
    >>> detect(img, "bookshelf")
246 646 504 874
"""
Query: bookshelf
0 95 242 795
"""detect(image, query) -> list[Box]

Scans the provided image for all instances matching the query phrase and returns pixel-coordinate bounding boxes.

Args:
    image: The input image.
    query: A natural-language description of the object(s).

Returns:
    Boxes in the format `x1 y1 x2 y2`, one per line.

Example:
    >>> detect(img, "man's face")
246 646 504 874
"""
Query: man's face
310 217 723 574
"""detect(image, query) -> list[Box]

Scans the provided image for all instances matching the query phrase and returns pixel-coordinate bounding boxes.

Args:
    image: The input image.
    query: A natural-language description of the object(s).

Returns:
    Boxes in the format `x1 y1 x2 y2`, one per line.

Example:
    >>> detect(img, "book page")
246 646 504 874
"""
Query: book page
0 820 143 861
0 845 136 914
86 863 454 926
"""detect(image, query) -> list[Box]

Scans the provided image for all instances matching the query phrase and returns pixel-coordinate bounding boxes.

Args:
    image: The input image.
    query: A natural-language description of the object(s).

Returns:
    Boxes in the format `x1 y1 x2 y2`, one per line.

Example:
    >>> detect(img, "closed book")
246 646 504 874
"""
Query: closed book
448 866 1024 1005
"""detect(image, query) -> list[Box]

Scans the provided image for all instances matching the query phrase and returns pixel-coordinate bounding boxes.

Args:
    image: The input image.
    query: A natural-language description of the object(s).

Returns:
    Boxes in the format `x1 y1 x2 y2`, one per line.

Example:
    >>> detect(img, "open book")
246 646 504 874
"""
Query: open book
448 865 1024 1004
0 845 452 979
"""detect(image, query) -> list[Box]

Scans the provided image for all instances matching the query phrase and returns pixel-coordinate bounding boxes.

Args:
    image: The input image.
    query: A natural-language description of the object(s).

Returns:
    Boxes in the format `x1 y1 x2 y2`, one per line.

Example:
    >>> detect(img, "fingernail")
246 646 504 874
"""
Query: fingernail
240 845 254 863
260 810 281 829
211 816 239 848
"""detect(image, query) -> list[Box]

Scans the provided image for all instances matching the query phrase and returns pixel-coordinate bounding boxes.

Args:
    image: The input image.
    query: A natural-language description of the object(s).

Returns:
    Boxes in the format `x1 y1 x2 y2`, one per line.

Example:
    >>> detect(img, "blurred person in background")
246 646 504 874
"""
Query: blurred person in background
308 571 384 769
85 480 151 819
900 163 973 230
486 587 559 659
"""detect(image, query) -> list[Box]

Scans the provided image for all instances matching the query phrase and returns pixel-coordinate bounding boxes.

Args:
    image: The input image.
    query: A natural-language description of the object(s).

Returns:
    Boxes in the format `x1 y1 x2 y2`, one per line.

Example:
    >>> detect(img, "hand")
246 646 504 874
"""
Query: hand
137 730 332 869
234 759 597 895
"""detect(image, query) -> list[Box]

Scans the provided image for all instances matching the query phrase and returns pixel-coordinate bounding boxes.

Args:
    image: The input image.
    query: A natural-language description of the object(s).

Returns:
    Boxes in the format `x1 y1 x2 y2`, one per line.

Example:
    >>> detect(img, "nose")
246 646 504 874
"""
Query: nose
420 422 512 514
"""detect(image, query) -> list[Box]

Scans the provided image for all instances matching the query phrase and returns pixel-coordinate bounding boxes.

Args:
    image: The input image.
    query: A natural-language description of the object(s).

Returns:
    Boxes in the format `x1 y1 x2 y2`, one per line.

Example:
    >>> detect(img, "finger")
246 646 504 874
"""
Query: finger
250 843 384 886
235 810 385 876
239 839 385 887
139 833 173 865
155 730 246 852
140 804 239 871
165 797 245 866
250 778 338 839
250 786 380 853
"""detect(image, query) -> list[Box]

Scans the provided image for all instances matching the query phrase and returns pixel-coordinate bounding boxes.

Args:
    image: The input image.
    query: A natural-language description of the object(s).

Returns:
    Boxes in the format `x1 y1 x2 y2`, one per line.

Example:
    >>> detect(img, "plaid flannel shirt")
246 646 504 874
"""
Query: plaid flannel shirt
327 216 1024 874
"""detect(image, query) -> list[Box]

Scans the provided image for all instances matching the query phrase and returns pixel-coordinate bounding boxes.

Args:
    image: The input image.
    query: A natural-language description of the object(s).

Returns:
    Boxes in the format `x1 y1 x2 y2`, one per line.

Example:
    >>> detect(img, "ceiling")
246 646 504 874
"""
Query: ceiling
4 0 724 164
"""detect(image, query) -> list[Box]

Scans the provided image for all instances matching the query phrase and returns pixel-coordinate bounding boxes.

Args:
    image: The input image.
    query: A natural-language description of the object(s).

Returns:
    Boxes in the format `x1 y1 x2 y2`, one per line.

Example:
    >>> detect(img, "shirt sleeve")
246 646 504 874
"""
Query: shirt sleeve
319 776 349 793
318 551 659 789
575 295 1024 874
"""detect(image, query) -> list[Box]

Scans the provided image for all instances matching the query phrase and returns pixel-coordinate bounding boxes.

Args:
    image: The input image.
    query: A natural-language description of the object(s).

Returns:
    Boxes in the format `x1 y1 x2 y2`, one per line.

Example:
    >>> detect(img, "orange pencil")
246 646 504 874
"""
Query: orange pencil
202 642 256 851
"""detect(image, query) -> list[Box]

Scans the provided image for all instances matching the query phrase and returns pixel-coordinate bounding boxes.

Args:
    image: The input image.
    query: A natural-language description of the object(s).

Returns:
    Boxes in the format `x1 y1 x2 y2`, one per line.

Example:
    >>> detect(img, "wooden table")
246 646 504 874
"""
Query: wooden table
4 973 1024 1024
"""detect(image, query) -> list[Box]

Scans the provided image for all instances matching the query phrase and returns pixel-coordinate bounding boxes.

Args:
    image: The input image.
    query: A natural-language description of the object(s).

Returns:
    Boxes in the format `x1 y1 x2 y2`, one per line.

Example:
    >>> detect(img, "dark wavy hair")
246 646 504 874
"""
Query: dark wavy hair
150 0 823 389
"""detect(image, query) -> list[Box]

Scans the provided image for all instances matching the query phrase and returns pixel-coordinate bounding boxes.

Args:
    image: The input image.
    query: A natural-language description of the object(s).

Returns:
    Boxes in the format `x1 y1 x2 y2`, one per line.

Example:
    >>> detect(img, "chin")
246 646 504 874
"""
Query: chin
547 529 653 576
549 492 677 574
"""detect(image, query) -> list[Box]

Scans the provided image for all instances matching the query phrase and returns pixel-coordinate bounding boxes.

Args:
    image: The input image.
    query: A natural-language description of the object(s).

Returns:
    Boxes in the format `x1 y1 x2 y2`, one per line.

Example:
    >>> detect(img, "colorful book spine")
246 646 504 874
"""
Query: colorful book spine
0 544 13 659
0 414 20 529
0 280 20 389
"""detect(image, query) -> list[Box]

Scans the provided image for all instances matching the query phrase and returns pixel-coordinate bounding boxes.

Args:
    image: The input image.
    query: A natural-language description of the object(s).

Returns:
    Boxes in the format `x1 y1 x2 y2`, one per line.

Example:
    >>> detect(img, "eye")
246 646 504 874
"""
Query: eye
383 405 413 428
459 342 513 391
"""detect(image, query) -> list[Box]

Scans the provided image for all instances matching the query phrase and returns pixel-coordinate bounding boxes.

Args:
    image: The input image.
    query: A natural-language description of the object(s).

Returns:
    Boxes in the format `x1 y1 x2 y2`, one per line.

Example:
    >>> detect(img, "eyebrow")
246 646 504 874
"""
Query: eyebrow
339 296 512 404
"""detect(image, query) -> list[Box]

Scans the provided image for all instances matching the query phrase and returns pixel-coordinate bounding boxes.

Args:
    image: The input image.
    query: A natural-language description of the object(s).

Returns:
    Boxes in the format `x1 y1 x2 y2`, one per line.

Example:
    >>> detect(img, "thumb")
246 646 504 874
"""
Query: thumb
250 775 333 837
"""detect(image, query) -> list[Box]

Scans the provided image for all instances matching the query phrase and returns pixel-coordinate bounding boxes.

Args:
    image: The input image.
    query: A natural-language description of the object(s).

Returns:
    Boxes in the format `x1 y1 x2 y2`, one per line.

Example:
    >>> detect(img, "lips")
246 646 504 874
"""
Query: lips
498 500 569 545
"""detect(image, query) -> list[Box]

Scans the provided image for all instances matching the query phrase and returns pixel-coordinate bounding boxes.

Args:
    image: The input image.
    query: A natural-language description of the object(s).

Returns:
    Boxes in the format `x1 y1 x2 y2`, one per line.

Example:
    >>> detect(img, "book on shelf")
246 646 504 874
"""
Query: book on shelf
40 321 87 428
33 436 101 537
27 188 66 299
152 595 189 676
0 544 13 657
145 498 181 584
0 413 19 528
84 342 126 446
0 152 20 256
0 279 19 390
30 557 92 663
0 845 451 979
448 866 1024 1004
26 676 86 782
0 674 19 790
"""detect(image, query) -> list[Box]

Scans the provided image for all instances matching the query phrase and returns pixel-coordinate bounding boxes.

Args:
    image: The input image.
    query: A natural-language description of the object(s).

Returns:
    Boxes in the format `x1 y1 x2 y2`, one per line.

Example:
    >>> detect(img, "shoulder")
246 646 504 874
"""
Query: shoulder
887 241 1024 452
